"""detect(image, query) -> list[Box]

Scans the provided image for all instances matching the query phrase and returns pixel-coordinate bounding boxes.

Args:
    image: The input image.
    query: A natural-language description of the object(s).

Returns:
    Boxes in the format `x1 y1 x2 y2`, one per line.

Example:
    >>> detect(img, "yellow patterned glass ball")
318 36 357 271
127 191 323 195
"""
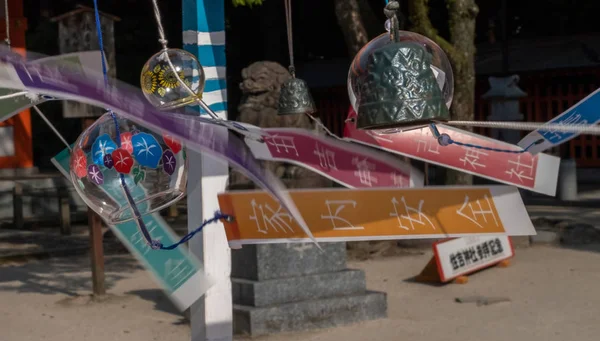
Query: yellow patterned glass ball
140 48 205 110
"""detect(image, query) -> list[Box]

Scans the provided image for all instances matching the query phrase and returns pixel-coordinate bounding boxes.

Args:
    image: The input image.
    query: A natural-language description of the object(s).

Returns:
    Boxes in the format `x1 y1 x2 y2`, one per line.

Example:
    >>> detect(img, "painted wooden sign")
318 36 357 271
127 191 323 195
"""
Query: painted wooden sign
343 108 560 196
245 128 423 188
218 186 536 248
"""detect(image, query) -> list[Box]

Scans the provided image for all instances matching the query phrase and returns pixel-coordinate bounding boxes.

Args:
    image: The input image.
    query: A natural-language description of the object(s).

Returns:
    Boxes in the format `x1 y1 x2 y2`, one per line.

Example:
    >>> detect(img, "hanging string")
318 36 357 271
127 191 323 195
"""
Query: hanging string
0 90 29 100
151 0 168 50
160 212 232 250
284 0 295 77
92 0 163 248
281 0 340 140
2 0 71 151
3 0 9 47
445 120 600 135
32 106 72 151
304 113 342 140
429 123 540 154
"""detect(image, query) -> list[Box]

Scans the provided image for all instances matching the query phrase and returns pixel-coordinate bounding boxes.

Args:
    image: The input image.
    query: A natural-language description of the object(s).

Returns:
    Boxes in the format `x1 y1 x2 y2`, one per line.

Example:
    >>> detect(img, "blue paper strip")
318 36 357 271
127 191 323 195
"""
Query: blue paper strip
518 88 600 154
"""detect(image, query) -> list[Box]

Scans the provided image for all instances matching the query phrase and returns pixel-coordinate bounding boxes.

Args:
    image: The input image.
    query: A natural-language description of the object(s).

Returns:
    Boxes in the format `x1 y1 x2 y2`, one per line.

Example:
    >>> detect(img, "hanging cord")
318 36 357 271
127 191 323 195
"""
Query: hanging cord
160 212 232 250
304 113 342 140
384 0 400 42
3 0 9 47
284 0 295 77
32 106 72 151
0 90 29 100
282 0 340 140
92 0 161 248
445 120 600 135
151 0 168 50
2 0 70 151
429 123 541 154
92 0 231 250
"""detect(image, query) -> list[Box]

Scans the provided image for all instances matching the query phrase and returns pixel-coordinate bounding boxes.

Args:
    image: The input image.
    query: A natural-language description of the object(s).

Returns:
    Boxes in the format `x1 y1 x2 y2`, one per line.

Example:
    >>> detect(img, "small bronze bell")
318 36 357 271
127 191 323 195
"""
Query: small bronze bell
278 76 317 115
355 41 449 130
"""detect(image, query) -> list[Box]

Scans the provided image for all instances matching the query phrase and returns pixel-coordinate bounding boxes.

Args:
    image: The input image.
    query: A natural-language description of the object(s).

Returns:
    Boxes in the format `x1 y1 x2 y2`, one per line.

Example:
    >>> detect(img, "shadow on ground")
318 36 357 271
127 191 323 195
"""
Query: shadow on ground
0 255 142 297
127 288 180 316
559 243 600 254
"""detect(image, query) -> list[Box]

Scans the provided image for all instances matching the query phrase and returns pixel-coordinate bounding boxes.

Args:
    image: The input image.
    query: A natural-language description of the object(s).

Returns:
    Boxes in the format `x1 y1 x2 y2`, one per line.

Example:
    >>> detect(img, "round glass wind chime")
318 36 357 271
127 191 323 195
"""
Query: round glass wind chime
348 0 454 131
70 0 231 250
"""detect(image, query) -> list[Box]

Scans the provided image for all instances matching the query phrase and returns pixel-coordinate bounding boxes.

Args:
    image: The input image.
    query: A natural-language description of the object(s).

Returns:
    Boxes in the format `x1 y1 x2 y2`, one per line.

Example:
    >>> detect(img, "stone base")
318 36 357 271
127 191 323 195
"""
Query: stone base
232 269 366 307
233 291 387 336
231 243 387 337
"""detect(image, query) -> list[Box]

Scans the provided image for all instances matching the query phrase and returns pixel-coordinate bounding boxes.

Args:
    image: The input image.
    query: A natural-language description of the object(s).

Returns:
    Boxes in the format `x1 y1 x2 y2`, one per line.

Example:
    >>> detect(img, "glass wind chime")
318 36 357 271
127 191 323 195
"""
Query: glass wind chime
348 0 454 131
70 0 219 249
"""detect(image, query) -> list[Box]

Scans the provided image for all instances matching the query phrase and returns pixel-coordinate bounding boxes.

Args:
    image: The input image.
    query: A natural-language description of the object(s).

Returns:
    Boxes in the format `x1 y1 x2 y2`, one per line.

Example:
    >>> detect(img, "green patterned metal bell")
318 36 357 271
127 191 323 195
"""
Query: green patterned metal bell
355 41 449 130
349 0 452 130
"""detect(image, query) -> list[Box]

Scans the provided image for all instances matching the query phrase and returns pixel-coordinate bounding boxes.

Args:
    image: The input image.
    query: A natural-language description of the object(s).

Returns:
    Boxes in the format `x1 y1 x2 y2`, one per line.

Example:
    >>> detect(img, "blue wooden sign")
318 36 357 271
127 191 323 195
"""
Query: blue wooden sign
518 88 600 154
52 147 214 310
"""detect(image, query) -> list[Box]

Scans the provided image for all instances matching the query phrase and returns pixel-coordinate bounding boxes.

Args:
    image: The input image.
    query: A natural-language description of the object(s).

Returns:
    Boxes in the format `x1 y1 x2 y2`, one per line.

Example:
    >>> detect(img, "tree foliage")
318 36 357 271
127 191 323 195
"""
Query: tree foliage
232 0 264 7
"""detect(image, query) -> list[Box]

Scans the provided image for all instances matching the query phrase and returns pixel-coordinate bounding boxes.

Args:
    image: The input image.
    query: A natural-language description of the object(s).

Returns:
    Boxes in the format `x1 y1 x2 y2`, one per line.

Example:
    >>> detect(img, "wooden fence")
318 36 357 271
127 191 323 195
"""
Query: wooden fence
476 68 600 167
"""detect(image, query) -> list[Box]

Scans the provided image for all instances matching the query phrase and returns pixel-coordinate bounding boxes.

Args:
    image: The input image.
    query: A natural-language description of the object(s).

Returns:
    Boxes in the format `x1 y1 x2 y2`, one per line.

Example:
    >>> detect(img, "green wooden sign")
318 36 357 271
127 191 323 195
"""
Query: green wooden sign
52 146 213 310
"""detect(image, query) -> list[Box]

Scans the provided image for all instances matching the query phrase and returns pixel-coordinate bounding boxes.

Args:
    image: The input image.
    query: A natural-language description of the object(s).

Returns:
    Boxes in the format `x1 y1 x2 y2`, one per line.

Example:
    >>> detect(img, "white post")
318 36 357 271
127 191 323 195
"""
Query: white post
183 1 232 340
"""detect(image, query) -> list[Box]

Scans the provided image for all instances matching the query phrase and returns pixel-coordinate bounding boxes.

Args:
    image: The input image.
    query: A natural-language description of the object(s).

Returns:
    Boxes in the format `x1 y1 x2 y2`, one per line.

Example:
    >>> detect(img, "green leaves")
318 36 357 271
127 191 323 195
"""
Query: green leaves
232 0 265 7
132 165 146 185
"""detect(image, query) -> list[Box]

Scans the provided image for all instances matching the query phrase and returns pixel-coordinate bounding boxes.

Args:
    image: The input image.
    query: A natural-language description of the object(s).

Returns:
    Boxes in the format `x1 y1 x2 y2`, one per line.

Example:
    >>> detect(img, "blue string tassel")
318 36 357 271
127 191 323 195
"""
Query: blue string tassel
429 123 540 154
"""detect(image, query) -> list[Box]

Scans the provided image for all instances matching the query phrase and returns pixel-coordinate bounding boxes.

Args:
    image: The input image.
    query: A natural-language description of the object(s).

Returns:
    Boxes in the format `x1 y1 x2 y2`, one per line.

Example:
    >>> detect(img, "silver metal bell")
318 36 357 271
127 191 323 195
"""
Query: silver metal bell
278 77 316 116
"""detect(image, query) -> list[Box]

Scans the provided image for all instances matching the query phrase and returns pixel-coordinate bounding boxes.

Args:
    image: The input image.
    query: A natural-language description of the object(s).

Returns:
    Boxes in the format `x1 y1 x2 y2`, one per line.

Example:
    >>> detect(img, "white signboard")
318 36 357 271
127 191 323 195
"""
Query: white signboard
433 236 514 282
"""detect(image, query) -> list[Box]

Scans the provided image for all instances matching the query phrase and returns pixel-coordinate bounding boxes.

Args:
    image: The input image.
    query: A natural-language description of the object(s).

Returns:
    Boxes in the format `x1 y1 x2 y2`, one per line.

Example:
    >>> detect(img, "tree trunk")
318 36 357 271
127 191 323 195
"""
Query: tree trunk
333 0 370 57
445 0 479 185
408 0 478 185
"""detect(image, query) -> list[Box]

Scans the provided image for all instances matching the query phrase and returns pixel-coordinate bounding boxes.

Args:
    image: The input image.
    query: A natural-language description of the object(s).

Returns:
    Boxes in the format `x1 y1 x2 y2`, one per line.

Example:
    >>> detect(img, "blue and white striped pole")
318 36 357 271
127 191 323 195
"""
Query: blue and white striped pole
183 0 228 118
182 1 233 340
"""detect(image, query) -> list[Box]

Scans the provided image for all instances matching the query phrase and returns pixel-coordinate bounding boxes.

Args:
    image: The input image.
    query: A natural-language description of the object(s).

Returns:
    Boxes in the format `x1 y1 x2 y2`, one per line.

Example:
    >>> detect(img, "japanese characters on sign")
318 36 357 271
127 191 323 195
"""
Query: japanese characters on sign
244 128 424 189
434 236 514 282
51 147 213 311
343 108 560 196
518 88 600 154
217 186 536 247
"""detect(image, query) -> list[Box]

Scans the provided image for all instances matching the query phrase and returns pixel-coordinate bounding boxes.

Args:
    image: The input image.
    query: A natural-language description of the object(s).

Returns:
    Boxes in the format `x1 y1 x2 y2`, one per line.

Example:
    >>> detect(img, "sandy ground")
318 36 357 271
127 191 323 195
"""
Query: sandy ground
1 245 600 341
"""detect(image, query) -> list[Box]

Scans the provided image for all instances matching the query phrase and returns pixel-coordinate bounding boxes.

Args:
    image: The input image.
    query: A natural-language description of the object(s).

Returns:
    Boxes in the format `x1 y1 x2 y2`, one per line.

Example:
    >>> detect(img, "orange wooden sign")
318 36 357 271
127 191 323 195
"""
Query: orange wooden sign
217 186 536 248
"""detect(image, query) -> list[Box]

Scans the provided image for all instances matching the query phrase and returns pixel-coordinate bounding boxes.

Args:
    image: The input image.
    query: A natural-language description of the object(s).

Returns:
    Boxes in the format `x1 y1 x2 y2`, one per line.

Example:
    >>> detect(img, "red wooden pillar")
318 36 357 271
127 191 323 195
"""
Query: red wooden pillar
0 0 33 169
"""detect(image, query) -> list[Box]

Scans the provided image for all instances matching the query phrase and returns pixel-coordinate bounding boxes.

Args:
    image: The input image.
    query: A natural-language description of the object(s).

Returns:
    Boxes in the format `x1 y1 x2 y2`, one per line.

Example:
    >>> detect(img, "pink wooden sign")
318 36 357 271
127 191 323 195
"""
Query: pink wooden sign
244 128 424 189
343 108 559 196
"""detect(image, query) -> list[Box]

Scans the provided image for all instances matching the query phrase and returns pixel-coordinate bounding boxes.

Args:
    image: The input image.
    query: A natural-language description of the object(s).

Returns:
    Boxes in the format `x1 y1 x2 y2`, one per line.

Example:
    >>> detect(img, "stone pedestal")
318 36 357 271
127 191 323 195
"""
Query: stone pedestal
482 75 527 146
231 242 387 336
